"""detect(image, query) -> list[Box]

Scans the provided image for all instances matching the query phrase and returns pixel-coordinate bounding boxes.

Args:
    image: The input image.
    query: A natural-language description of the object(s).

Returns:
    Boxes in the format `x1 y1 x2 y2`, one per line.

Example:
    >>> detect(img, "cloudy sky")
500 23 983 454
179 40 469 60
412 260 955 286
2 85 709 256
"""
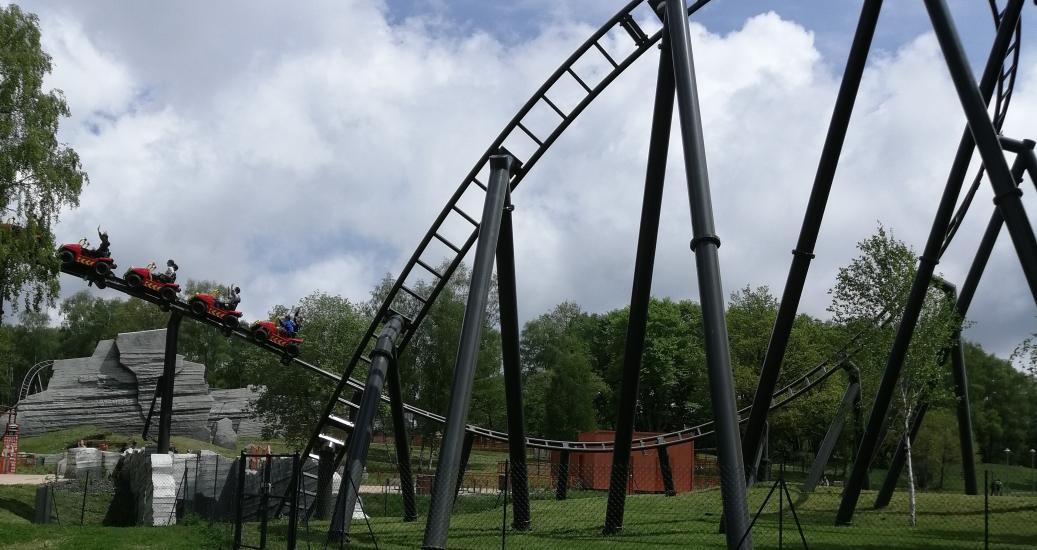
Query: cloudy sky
14 0 1037 360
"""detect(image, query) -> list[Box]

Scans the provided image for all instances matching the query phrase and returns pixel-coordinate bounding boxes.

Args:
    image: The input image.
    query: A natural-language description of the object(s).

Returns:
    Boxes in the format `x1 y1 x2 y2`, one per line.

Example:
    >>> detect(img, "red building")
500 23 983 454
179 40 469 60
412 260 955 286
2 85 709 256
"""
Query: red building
552 430 697 494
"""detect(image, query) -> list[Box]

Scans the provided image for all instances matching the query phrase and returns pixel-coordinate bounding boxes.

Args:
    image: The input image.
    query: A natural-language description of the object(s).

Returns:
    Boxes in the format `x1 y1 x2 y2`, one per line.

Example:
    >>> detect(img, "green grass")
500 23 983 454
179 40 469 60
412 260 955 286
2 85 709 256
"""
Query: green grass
15 425 291 458
6 480 1032 549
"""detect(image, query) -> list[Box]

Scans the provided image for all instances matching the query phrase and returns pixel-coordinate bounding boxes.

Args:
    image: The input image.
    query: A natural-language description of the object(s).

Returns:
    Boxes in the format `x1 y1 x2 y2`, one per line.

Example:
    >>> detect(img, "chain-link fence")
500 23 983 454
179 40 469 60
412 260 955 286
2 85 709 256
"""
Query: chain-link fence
25 443 1037 549
292 455 1037 550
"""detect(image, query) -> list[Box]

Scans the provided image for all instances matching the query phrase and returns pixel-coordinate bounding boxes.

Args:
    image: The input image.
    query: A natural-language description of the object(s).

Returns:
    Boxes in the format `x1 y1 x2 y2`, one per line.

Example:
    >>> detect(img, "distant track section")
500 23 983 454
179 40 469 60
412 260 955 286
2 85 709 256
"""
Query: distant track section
59 264 863 453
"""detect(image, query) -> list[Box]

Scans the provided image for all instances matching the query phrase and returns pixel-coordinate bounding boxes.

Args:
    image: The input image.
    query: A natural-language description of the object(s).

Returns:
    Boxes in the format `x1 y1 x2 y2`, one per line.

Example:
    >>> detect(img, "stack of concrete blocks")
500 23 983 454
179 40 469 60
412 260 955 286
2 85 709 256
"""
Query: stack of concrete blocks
151 454 177 526
102 451 122 476
67 447 103 479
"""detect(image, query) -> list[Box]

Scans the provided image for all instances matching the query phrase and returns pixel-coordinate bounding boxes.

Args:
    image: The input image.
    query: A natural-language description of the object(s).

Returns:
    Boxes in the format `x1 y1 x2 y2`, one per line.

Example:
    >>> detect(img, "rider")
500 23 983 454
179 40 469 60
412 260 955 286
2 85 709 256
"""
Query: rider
90 227 111 258
279 313 296 337
156 259 178 283
218 284 241 310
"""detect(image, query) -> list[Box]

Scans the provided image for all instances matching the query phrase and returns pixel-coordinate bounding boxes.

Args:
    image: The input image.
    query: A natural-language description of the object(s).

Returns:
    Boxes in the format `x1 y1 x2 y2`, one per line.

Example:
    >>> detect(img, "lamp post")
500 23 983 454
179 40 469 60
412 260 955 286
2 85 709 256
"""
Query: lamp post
1004 448 1011 467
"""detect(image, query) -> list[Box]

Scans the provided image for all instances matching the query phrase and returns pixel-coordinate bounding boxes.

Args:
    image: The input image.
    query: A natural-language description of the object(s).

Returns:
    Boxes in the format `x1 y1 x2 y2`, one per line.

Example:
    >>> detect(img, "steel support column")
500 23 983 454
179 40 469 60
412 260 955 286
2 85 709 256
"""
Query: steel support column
658 445 677 497
312 443 336 520
157 311 182 455
496 192 531 530
603 16 675 535
742 0 884 484
803 380 861 493
925 0 1037 302
837 0 1025 524
951 146 1031 495
874 402 929 508
556 450 571 501
454 432 476 498
387 357 418 521
664 1 751 546
422 154 514 549
329 315 404 542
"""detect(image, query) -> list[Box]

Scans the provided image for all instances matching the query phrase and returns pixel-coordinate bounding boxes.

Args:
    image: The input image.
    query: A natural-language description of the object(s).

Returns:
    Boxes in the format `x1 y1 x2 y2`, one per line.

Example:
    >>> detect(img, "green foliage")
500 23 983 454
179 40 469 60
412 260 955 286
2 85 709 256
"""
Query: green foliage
966 342 1037 462
520 303 602 439
246 291 369 446
829 224 959 429
0 5 89 321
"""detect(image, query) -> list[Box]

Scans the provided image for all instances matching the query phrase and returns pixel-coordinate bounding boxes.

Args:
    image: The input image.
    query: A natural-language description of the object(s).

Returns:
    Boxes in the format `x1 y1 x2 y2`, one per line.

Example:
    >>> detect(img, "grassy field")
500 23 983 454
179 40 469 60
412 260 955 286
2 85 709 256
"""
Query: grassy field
16 425 290 458
3 479 1035 549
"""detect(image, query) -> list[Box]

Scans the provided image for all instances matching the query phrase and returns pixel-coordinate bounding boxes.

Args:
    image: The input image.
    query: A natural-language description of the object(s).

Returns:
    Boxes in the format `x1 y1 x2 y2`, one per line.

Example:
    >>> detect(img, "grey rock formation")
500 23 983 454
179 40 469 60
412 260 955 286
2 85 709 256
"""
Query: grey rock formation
213 418 237 449
209 387 264 437
17 329 265 440
18 341 142 435
116 331 213 438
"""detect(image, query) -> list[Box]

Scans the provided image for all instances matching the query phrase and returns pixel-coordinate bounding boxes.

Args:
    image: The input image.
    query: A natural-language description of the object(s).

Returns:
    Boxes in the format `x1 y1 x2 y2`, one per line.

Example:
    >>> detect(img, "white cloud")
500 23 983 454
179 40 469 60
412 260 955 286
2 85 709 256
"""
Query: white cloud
26 1 1037 359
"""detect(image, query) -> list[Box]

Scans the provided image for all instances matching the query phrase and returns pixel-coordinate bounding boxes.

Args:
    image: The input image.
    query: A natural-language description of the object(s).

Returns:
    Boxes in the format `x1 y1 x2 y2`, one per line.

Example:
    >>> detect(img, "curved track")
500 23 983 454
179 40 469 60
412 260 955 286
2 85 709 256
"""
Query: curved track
53 0 1025 461
17 360 54 403
58 263 864 454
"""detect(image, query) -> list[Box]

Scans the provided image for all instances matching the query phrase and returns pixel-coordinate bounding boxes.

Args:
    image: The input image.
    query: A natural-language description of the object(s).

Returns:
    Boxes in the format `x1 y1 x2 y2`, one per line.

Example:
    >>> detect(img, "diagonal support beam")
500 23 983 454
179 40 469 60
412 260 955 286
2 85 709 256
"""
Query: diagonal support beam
742 0 884 485
329 315 404 541
803 377 861 494
496 192 532 530
664 0 751 546
603 10 675 536
837 0 1027 524
157 311 182 454
422 154 514 550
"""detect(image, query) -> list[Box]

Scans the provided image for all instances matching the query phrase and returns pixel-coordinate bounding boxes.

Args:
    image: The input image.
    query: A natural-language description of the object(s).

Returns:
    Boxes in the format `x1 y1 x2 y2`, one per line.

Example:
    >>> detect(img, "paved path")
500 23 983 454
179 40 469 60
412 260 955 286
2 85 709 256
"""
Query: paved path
0 474 55 485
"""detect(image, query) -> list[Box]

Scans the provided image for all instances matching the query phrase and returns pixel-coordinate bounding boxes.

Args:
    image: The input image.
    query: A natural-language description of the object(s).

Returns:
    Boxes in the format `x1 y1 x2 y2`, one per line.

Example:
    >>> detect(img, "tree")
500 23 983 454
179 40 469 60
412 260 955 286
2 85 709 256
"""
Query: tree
829 224 958 526
247 291 369 446
519 303 602 438
0 5 88 322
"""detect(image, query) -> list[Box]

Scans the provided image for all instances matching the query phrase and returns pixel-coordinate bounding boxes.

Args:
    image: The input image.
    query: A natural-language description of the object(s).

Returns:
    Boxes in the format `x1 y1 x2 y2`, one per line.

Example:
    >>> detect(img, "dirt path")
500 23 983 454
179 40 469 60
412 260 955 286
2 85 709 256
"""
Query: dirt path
0 474 55 485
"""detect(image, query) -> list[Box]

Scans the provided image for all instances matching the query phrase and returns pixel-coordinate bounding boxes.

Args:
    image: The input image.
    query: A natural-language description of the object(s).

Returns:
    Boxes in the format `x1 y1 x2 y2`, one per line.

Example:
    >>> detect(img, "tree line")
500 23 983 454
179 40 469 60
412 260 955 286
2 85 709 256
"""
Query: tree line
2 229 1035 487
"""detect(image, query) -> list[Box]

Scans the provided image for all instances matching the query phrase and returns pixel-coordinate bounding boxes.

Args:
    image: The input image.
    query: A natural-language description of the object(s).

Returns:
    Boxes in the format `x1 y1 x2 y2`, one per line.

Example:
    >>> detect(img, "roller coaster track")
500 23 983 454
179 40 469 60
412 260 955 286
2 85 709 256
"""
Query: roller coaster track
17 360 54 403
58 263 873 457
53 0 1023 467
941 0 1024 255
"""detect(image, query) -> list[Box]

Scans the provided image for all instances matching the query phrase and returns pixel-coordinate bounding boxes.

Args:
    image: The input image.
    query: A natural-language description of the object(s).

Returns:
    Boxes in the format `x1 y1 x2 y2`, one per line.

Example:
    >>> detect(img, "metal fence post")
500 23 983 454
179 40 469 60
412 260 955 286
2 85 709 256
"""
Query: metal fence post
984 470 989 550
80 470 90 525
234 451 245 548
288 452 300 550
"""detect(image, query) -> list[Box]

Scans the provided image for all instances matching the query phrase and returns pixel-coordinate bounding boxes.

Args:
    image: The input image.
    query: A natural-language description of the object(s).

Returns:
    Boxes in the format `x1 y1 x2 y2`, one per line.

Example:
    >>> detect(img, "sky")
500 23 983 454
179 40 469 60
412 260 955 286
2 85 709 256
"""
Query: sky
10 0 1037 361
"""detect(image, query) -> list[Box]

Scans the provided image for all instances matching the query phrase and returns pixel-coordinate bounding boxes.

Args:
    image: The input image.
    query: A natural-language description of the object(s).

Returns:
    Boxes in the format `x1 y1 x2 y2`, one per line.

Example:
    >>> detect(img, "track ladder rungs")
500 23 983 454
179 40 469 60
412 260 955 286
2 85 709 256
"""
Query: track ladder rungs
592 41 619 69
327 414 356 431
318 432 346 447
387 306 415 326
618 12 649 46
433 232 462 253
540 94 568 119
400 283 429 303
415 258 446 280
450 204 480 227
515 121 544 147
566 67 593 93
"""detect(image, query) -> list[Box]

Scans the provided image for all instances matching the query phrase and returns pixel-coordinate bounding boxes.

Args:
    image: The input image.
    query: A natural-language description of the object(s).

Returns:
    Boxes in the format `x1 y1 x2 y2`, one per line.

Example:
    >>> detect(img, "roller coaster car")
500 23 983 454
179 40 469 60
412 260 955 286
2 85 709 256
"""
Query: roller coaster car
56 243 116 287
124 267 181 303
250 320 302 358
188 293 243 334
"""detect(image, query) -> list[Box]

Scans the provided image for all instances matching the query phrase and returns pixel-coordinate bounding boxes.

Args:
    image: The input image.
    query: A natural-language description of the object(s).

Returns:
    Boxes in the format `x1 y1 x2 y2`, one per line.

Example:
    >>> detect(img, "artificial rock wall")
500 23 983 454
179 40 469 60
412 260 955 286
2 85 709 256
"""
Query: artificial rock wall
17 329 264 439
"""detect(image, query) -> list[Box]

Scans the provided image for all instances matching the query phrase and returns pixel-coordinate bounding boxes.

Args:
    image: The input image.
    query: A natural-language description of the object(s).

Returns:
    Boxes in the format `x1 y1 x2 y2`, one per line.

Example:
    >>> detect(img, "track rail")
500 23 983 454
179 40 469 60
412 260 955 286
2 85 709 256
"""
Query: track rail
59 263 866 453
17 360 54 403
940 0 1023 255
53 0 1024 462
302 0 716 463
